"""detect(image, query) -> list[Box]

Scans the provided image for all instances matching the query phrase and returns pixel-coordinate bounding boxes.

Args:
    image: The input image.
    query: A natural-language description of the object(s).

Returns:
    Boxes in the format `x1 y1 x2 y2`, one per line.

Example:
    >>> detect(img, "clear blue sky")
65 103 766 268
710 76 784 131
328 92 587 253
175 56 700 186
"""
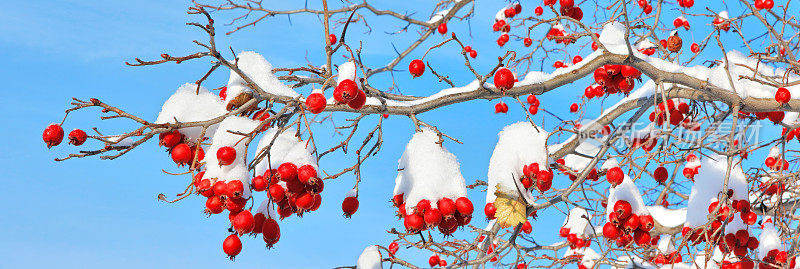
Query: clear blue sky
0 0 784 268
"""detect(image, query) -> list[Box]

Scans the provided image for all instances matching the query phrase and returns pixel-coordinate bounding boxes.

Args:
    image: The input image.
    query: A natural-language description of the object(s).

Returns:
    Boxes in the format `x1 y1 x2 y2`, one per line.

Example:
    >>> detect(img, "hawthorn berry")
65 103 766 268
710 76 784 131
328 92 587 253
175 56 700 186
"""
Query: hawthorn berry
170 143 193 165
347 89 367 110
43 124 64 148
437 23 448 34
775 87 791 104
277 162 298 181
455 197 474 215
67 129 87 146
570 103 579 113
334 79 359 104
305 93 327 114
437 198 456 216
409 59 425 78
342 196 359 217
484 203 497 219
262 218 281 247
216 146 237 166
328 34 337 45
222 234 242 259
493 68 515 91
232 210 255 235
534 6 543 16
653 166 668 184
494 102 509 113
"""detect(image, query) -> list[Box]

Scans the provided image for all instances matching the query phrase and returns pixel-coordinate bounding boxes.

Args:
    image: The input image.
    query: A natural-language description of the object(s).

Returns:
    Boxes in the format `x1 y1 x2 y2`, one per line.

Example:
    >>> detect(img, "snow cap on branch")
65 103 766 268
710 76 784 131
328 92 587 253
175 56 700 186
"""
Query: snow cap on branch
155 83 227 141
203 116 261 198
486 122 549 203
253 127 316 176
393 128 468 212
685 154 748 228
356 245 383 269
227 51 299 99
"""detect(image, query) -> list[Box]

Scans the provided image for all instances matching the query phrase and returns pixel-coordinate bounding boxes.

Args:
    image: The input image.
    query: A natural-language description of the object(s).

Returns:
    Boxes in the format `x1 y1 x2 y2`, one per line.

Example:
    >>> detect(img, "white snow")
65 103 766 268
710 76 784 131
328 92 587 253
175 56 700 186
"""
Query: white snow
606 175 650 218
428 9 450 24
393 128 468 212
356 245 383 269
562 207 594 237
227 51 299 99
564 247 600 268
561 139 601 172
757 219 782 259
656 235 675 254
598 22 630 55
486 122 549 203
202 116 261 199
253 127 317 176
154 83 227 141
685 154 749 228
646 206 687 228
337 61 358 85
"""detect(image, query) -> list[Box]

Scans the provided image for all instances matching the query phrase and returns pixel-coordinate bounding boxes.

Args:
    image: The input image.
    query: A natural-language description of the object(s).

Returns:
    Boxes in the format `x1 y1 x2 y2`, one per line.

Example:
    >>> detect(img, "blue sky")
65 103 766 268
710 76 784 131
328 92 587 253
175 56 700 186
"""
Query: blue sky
0 0 787 268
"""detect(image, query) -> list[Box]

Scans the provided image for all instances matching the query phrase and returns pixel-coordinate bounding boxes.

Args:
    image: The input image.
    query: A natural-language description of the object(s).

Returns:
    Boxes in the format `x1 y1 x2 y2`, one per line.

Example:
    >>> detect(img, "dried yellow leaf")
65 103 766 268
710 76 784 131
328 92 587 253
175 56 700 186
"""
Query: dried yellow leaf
493 190 527 229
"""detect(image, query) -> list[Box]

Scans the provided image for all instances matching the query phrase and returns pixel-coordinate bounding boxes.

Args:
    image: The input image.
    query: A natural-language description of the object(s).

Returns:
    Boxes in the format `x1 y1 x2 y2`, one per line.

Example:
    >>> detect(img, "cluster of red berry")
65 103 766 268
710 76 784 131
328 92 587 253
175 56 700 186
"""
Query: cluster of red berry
649 99 691 127
603 200 657 248
333 79 366 110
761 249 793 269
43 124 88 148
392 194 474 235
161 130 205 166
593 64 642 95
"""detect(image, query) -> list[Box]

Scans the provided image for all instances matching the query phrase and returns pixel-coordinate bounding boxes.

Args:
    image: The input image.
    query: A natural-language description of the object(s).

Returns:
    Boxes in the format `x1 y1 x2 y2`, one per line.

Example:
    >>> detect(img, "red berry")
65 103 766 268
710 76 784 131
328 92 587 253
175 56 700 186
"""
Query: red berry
347 90 366 110
262 218 280 247
43 124 64 148
437 23 448 34
232 210 255 235
252 212 265 234
524 37 532 47
570 103 579 113
388 242 399 255
603 222 620 239
226 180 244 199
226 197 247 213
572 55 583 64
437 198 456 216
607 167 624 185
268 184 285 202
334 79 359 104
653 166 668 184
424 208 442 226
614 200 632 219
216 146 236 166
404 213 424 232
342 196 359 217
159 130 183 148
691 43 700 53
429 255 440 267
494 68 515 91
277 162 298 181
495 102 509 113
170 143 193 165
252 175 267 192
455 197 474 215
409 59 425 78
521 220 532 234
218 86 227 100
67 129 87 146
305 93 327 114
297 164 318 185
469 50 477 58
639 215 655 231
535 6 544 16
328 34 337 45
775 87 791 104
205 196 224 214
560 0 574 7
484 203 497 219
222 234 242 259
